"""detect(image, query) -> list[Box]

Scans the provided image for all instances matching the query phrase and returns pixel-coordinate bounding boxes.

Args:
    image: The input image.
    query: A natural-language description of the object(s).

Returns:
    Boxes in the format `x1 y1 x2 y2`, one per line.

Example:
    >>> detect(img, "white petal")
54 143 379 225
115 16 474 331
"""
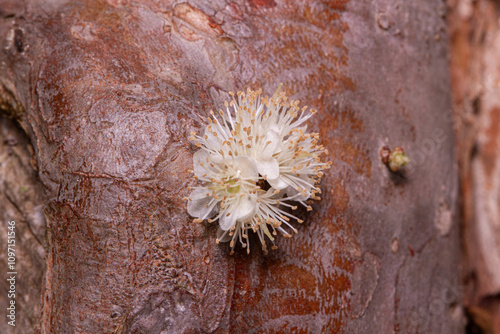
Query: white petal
187 189 217 219
193 150 221 177
231 155 258 179
219 209 237 230
216 227 232 243
234 194 257 221
193 150 209 177
264 188 282 198
284 184 310 201
256 157 279 180
268 175 289 190
284 185 299 196
219 194 257 230
260 130 280 157
210 153 224 164
203 125 226 150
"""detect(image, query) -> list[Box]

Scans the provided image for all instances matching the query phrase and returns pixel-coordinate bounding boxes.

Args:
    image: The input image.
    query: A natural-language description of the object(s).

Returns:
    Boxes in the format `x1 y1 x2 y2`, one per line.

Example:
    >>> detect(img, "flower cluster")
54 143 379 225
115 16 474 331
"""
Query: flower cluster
184 84 331 254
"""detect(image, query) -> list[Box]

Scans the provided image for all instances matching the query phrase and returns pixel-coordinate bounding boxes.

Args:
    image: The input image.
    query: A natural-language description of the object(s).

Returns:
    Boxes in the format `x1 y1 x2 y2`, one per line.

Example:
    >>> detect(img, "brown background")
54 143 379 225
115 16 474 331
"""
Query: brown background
0 0 481 332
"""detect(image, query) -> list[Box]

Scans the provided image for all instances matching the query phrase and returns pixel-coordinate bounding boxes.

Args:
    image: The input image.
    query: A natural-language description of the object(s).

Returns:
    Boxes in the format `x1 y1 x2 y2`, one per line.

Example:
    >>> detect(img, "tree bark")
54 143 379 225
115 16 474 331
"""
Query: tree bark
448 0 500 332
0 0 463 333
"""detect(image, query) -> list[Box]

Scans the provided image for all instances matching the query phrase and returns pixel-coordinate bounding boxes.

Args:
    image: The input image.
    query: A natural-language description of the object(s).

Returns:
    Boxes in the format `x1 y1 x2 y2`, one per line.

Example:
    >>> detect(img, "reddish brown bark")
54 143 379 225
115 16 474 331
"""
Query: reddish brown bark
448 0 500 332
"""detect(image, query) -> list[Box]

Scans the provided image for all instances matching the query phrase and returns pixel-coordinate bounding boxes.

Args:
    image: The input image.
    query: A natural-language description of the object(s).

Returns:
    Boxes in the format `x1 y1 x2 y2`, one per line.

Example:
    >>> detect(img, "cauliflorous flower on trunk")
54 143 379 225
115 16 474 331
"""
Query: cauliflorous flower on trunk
184 84 331 254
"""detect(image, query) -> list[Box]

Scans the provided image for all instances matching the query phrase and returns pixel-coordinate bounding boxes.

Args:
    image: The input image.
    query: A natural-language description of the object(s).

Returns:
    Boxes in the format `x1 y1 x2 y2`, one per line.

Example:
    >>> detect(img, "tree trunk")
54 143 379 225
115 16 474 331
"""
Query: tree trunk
0 0 463 333
448 0 500 332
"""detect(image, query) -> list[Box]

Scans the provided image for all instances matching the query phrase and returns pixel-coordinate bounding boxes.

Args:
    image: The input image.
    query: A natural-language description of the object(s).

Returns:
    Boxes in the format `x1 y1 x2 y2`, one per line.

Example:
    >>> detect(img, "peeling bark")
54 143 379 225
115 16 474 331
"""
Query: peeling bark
448 0 500 332
0 117 45 334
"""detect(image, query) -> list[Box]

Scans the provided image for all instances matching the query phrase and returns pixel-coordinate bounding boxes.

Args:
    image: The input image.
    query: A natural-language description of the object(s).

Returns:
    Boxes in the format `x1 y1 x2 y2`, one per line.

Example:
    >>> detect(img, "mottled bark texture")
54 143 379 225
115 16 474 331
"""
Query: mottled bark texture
0 118 45 333
0 0 462 333
448 0 500 332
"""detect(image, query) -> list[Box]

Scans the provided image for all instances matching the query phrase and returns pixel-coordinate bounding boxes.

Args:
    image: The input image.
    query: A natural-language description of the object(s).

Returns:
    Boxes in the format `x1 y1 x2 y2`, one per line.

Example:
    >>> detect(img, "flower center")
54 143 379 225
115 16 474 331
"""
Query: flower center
225 178 240 194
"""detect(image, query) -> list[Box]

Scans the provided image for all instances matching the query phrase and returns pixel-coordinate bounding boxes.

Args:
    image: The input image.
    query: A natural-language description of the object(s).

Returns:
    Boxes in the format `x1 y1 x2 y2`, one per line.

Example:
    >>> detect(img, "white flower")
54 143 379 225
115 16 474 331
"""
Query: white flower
184 84 331 254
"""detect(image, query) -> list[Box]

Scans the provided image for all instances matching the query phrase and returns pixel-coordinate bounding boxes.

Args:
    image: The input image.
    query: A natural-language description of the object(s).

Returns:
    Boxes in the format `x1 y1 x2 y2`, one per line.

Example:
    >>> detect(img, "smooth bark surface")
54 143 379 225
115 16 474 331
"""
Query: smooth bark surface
0 0 462 333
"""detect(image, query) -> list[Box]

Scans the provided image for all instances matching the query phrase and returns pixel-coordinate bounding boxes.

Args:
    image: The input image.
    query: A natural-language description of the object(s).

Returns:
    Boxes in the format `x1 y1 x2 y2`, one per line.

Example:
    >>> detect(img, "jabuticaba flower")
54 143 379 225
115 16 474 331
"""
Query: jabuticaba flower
183 84 331 254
